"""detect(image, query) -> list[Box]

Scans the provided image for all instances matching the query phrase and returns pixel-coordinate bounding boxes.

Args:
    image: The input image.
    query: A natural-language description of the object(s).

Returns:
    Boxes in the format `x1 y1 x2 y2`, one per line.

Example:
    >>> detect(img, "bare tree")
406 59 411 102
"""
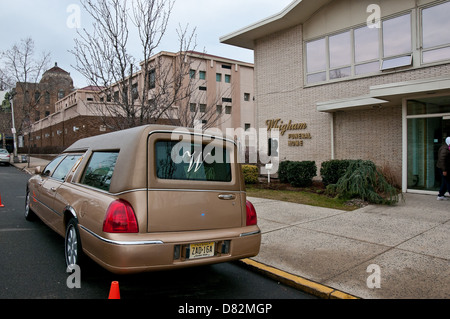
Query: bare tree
70 0 222 131
0 37 51 134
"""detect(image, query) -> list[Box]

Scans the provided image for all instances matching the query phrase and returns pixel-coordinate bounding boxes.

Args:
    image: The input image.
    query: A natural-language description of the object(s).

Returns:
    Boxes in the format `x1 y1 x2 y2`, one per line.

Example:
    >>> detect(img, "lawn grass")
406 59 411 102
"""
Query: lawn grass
245 182 360 211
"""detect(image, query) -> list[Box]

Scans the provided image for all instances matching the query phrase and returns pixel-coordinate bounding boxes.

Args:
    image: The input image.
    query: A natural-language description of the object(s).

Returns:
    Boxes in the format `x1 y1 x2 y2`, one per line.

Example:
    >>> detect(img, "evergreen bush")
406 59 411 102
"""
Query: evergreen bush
242 165 259 184
326 160 401 205
286 161 317 187
320 159 355 185
278 161 291 183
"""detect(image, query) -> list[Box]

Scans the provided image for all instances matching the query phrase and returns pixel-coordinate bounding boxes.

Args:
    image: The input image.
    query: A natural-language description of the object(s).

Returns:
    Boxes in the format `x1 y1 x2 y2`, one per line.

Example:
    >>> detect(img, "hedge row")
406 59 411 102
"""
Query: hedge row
244 160 350 186
278 160 317 187
248 159 401 205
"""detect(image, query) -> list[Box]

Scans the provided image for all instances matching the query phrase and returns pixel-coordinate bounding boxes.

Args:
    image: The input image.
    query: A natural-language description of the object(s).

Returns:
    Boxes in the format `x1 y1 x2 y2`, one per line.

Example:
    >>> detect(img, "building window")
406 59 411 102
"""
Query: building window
381 13 412 70
245 123 251 131
225 74 231 83
199 71 206 80
122 86 128 102
189 69 196 79
148 68 156 89
199 86 207 91
329 31 351 80
421 1 450 64
216 105 222 114
306 38 327 83
216 73 222 82
45 92 50 104
222 97 232 103
190 103 196 112
225 105 232 114
132 83 139 100
244 93 250 101
354 25 380 75
222 64 232 70
35 91 41 104
200 104 206 113
58 90 64 100
305 12 414 84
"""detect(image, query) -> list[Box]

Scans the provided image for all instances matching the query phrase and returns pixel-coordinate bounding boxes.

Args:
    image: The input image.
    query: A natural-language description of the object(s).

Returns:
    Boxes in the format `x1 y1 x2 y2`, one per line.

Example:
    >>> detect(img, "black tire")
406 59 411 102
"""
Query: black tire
25 190 36 221
65 218 83 268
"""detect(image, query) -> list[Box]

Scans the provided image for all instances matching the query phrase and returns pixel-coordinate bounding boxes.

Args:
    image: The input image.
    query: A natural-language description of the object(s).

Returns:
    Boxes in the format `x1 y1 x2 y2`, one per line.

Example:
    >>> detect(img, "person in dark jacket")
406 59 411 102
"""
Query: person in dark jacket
436 137 450 200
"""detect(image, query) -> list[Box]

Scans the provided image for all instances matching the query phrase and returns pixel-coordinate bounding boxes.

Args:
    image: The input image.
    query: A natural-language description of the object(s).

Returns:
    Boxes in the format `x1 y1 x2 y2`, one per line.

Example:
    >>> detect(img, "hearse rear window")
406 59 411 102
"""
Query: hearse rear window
155 141 232 182
80 152 119 191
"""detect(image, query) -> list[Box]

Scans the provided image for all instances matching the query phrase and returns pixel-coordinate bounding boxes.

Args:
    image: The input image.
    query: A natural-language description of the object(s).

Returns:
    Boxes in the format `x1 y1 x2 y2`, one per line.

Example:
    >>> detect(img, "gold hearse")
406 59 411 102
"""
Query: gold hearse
25 125 261 274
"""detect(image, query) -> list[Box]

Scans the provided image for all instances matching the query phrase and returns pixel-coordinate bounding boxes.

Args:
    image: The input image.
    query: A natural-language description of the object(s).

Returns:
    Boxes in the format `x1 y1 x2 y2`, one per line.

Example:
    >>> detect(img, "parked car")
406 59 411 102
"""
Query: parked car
0 149 10 166
25 125 261 274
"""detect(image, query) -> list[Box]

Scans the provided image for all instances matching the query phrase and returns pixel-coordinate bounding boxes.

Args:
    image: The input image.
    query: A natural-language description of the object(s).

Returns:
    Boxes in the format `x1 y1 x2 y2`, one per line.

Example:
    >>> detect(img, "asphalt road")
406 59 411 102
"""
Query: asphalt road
0 165 316 304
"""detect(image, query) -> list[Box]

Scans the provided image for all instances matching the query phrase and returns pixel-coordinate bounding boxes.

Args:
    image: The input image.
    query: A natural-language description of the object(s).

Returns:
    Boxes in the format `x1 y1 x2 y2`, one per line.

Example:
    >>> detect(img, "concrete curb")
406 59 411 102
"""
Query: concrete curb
238 258 359 299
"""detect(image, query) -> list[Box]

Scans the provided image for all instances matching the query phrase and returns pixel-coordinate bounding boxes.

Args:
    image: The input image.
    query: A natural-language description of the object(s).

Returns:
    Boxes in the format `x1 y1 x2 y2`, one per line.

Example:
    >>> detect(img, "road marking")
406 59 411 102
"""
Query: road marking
0 228 35 232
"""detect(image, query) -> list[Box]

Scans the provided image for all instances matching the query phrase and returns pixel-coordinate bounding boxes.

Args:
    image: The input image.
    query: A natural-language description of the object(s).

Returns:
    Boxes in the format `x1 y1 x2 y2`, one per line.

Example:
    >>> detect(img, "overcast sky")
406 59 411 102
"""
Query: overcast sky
0 0 293 88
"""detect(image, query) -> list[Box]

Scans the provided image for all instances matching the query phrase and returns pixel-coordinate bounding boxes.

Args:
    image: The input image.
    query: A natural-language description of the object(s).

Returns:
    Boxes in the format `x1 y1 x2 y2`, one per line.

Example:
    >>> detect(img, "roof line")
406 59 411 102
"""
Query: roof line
220 0 303 49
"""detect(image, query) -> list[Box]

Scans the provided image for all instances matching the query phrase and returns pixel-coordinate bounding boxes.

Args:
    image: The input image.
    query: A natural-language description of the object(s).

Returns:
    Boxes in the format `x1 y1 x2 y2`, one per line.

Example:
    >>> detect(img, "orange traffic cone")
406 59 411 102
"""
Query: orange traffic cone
108 281 120 299
0 193 4 207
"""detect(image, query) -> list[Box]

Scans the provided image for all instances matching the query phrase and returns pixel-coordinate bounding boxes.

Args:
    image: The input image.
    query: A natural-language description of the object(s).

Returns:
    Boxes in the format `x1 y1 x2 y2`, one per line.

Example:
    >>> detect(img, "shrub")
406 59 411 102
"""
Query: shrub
278 161 291 183
242 165 259 184
326 160 401 205
320 159 355 186
286 161 317 187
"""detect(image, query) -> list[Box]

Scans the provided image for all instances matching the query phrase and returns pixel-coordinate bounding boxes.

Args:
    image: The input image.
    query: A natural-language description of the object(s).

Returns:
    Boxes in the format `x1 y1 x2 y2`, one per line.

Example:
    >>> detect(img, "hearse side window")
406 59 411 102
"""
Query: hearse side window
52 155 82 181
155 141 232 182
42 155 65 176
80 152 119 191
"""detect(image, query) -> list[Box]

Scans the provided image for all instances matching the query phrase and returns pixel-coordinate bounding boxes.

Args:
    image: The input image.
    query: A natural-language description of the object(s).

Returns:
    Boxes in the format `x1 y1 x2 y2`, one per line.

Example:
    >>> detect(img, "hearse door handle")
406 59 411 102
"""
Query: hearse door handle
218 194 236 200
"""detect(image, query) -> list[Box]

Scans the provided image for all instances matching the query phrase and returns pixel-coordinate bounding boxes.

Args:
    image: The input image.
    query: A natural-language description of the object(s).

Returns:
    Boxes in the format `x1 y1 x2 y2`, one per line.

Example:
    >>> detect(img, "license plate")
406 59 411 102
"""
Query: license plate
189 242 215 259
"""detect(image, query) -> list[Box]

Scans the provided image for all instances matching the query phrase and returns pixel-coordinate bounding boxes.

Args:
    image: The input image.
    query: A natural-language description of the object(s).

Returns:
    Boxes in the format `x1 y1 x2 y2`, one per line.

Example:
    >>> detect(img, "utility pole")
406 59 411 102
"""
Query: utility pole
9 91 18 162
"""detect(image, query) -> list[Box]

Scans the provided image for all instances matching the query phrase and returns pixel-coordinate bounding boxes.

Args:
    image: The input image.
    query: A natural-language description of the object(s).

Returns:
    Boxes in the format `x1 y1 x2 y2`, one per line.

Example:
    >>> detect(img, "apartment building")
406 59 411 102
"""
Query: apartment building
26 51 255 153
222 0 450 194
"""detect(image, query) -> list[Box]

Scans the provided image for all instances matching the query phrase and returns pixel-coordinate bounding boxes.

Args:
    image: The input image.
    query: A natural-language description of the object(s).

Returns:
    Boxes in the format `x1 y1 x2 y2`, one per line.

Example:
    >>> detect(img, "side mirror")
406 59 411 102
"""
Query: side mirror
34 166 42 175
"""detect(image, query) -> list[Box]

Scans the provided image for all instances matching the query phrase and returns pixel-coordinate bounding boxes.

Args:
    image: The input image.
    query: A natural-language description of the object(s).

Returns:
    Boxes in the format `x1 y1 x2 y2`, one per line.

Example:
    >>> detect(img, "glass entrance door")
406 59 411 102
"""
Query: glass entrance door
407 98 450 192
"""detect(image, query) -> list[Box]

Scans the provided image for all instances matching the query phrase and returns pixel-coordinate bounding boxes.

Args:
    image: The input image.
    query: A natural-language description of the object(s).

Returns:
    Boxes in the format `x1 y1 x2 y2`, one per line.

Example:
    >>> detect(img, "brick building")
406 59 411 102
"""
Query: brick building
10 63 74 152
222 0 450 194
27 51 255 153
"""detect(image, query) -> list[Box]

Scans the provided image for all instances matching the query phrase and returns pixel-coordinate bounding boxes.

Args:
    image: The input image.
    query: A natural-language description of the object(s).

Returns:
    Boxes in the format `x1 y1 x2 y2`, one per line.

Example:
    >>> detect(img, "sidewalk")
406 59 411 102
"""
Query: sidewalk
13 156 450 299
247 194 450 299
11 155 52 175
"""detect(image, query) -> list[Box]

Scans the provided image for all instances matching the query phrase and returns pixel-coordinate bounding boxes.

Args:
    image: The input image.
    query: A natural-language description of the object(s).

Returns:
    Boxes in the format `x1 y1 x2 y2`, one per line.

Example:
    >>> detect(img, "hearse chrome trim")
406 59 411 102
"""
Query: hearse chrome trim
147 189 244 193
80 225 164 246
72 184 245 196
148 129 237 145
240 230 261 237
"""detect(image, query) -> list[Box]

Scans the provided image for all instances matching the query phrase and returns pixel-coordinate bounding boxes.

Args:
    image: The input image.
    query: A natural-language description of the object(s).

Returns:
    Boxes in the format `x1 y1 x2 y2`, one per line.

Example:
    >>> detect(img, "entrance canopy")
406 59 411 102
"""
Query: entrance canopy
317 76 450 112
317 76 450 195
